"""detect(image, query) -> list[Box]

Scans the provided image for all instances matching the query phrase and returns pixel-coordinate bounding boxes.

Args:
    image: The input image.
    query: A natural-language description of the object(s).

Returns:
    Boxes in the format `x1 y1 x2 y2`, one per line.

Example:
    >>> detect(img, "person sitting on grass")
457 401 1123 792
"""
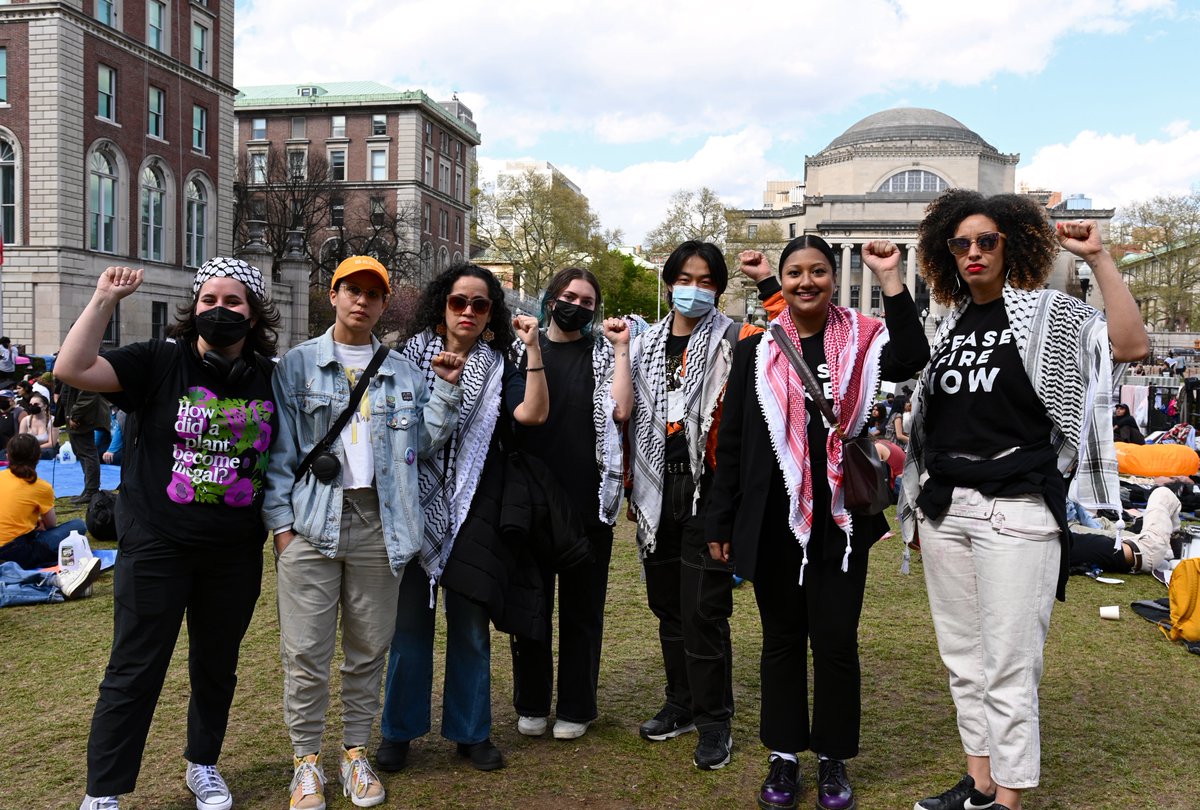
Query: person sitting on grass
0 434 101 595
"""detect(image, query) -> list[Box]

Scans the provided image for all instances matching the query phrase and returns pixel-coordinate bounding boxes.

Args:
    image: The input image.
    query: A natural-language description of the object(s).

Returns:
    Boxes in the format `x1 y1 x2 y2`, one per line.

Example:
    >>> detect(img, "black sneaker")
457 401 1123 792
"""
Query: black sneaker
817 758 855 810
375 738 409 772
456 739 505 771
758 754 800 810
692 726 732 770
915 774 996 810
638 705 696 741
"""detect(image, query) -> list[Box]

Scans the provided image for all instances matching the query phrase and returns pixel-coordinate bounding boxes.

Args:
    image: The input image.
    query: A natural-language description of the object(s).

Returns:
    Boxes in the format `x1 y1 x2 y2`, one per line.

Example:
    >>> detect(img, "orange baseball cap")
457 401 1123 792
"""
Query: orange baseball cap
331 255 390 294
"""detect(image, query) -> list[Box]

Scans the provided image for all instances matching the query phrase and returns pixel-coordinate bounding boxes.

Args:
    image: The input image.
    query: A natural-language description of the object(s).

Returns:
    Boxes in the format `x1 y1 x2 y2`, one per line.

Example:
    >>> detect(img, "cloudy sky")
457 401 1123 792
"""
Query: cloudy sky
234 0 1200 243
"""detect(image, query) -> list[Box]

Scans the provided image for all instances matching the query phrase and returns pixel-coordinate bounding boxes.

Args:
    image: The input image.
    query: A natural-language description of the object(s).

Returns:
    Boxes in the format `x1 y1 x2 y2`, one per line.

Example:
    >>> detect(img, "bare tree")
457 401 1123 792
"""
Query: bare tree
644 187 730 255
233 145 337 265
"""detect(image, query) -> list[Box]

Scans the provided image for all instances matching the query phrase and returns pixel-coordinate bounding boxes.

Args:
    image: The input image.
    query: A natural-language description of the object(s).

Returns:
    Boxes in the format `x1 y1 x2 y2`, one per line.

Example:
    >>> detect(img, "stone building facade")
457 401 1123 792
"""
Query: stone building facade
0 0 238 353
735 108 1113 323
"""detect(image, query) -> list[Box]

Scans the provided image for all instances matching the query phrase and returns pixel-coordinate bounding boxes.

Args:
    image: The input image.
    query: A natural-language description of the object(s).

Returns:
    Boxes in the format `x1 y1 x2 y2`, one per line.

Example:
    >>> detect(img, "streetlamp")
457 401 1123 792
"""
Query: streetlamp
920 307 929 330
1076 259 1093 303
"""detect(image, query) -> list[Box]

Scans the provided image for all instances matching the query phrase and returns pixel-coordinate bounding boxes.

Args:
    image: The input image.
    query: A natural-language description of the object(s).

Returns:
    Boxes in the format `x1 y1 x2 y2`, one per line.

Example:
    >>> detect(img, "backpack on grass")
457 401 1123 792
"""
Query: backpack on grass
1162 557 1200 644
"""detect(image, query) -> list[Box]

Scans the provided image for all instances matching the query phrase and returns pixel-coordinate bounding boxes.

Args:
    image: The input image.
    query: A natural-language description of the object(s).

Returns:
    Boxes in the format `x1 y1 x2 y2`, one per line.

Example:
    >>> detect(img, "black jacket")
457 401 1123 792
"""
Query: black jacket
441 442 591 641
706 290 930 580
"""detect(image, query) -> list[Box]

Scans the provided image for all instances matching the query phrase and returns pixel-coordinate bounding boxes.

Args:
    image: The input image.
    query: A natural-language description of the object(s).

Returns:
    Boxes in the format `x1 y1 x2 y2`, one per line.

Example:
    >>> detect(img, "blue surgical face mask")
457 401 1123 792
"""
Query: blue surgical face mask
671 285 716 318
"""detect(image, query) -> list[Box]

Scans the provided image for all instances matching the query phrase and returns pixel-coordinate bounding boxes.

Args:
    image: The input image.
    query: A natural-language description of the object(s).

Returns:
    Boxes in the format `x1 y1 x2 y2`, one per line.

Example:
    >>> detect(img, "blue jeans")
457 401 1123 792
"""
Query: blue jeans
381 569 492 744
0 561 64 606
0 519 89 569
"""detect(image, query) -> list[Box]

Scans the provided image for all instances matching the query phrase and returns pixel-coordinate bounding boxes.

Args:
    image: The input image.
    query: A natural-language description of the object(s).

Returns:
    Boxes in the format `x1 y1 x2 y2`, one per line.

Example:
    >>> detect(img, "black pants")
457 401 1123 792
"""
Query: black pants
70 427 101 495
642 472 734 731
511 524 614 723
753 528 869 759
1069 530 1132 573
86 531 262 796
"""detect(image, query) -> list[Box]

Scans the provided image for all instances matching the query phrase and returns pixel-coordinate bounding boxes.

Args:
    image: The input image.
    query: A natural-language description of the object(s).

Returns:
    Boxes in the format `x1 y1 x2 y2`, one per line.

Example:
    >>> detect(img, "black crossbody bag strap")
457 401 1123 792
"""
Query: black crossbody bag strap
768 324 846 439
294 344 390 482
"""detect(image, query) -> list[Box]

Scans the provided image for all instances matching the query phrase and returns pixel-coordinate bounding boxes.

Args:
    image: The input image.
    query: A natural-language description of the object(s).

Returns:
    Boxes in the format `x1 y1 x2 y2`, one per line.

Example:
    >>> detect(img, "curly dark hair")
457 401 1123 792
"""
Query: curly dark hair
917 189 1058 306
170 288 282 358
408 263 518 361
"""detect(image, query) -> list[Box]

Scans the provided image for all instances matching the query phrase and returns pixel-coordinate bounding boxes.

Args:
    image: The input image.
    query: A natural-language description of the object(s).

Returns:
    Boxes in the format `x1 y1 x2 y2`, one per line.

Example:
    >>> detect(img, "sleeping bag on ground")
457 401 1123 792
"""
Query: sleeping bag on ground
1115 441 1200 477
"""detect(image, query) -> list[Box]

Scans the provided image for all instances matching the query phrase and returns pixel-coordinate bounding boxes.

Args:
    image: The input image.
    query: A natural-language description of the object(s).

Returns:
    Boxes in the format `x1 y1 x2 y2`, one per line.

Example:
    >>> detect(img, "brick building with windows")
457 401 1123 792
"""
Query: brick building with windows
0 0 237 353
234 81 480 285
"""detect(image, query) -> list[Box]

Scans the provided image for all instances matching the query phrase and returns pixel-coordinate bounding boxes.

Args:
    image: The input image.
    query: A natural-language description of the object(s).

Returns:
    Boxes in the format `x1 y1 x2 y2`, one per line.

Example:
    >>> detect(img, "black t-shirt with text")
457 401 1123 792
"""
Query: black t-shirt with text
924 299 1052 456
102 340 276 547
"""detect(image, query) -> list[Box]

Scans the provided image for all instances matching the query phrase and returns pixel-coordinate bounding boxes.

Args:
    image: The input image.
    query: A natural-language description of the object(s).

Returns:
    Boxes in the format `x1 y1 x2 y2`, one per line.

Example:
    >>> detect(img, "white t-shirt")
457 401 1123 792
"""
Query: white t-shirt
0 345 15 373
332 341 376 490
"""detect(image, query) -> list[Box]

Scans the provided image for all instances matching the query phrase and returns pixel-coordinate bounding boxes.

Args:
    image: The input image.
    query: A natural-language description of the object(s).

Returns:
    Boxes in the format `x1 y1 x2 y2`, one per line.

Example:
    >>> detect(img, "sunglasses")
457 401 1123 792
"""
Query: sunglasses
946 231 1005 256
446 294 492 315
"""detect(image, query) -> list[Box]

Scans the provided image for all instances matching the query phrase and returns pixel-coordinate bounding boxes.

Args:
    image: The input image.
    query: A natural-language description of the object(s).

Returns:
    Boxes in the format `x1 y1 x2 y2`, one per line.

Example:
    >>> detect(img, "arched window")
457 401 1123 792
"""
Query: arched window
452 251 462 265
140 165 166 261
877 169 947 193
185 178 207 268
0 138 16 245
89 149 118 253
437 246 449 272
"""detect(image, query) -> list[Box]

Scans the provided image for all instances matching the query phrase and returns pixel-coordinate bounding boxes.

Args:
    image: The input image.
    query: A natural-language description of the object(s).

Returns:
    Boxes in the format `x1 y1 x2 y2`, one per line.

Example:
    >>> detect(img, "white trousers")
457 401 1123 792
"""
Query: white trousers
919 488 1061 789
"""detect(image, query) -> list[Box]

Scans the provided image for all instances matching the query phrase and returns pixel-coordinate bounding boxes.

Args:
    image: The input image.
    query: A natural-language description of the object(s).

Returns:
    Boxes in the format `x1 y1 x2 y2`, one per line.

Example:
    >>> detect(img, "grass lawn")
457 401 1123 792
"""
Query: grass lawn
2 502 1197 809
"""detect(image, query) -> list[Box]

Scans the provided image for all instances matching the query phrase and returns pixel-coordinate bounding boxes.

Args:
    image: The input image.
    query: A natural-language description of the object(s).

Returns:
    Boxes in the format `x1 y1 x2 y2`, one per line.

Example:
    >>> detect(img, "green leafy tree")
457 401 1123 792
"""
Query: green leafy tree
1113 191 1200 331
591 250 660 320
475 168 604 294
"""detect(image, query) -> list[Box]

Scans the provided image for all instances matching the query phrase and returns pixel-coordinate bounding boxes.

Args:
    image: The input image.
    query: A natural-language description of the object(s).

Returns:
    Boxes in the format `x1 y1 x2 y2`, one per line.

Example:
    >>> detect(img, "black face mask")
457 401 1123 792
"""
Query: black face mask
196 306 253 348
550 301 594 333
0 398 11 411
25 402 42 416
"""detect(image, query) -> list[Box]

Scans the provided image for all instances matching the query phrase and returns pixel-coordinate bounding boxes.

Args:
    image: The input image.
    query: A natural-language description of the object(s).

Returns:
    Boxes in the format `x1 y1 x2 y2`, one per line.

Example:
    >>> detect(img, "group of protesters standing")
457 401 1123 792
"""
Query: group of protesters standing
54 187 1147 810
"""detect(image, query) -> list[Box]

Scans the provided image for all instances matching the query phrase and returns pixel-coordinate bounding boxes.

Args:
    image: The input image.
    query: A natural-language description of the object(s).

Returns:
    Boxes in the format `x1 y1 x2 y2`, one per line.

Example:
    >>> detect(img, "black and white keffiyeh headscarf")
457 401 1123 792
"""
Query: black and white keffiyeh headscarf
399 329 504 586
192 256 265 300
515 333 624 525
898 284 1123 561
630 307 733 555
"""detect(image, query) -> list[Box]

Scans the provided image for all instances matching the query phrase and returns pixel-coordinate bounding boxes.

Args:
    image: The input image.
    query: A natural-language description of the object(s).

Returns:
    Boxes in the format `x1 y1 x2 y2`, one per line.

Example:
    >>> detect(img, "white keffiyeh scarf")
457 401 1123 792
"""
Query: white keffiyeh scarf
399 329 504 584
630 307 733 555
899 285 1123 555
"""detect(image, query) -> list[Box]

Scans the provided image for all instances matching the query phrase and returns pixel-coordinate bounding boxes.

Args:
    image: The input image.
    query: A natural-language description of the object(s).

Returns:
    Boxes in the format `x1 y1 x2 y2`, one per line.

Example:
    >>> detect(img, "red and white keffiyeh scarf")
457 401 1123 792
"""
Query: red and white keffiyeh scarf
756 305 888 582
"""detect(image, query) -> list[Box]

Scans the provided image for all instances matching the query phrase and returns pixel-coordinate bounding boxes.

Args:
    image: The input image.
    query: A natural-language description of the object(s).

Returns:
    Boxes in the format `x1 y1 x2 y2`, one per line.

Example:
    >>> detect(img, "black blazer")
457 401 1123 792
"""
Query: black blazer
706 289 930 580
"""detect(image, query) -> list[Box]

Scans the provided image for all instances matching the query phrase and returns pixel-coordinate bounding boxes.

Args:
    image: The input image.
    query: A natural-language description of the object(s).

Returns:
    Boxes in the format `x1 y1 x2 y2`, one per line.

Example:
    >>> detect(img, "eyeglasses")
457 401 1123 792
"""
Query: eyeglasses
946 231 1006 256
446 294 492 315
340 283 386 302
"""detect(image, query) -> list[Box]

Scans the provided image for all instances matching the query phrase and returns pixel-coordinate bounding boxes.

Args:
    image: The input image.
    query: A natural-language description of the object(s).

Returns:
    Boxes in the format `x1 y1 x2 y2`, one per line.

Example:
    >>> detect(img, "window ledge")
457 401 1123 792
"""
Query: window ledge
95 116 122 127
285 138 311 146
366 135 391 143
147 134 170 145
326 137 350 145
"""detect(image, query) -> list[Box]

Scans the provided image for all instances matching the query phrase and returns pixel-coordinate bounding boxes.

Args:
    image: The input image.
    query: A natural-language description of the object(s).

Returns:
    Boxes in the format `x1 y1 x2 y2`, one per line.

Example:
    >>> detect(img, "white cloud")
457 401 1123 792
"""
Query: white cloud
1017 124 1200 210
235 0 1171 149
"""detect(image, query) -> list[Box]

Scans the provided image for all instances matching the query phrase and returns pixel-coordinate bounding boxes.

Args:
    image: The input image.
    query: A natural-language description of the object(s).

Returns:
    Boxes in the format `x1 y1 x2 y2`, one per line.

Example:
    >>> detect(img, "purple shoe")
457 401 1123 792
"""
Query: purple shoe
758 755 800 810
817 758 855 810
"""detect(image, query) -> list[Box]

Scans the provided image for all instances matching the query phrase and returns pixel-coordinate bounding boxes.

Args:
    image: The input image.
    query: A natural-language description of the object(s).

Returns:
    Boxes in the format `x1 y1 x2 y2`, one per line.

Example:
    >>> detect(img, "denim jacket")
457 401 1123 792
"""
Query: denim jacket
263 327 462 572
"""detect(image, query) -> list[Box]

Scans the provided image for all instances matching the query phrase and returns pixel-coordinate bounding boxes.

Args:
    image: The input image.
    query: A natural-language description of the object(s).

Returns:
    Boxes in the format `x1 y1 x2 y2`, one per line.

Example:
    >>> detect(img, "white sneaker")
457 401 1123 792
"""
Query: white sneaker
339 746 385 807
58 556 102 599
186 762 233 810
80 796 120 810
553 718 591 740
517 715 548 736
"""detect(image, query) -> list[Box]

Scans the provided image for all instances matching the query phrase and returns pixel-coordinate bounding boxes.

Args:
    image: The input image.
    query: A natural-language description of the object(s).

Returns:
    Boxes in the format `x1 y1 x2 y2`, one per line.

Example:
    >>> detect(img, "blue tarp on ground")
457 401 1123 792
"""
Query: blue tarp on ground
34 460 122 497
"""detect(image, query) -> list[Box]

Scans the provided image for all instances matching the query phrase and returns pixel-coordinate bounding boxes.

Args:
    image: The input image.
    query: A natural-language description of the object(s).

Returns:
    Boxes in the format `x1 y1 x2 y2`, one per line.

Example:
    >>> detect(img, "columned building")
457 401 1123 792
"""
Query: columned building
0 0 237 353
736 108 1112 325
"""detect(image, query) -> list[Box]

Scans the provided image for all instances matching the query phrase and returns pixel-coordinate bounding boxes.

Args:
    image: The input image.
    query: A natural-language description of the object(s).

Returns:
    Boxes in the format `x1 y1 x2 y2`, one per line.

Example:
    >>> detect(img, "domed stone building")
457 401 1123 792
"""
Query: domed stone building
736 108 1111 322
